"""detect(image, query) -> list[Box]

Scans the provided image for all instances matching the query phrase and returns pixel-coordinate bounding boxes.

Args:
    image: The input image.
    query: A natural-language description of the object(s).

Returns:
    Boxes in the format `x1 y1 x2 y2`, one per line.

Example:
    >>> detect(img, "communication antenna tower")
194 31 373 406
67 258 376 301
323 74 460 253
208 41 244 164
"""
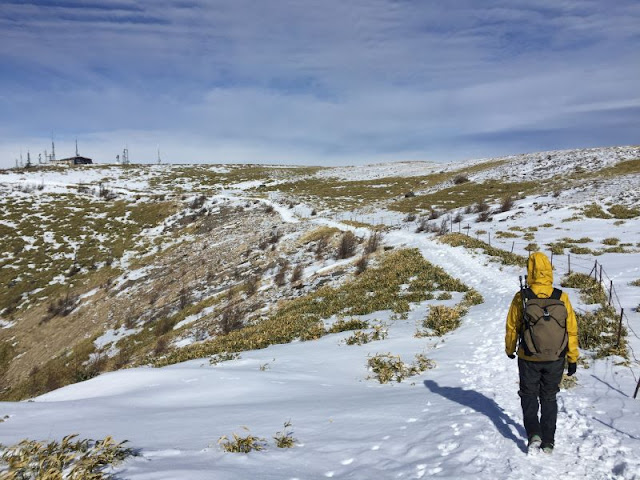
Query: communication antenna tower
122 146 129 165
157 146 161 164
75 138 79 157
51 137 56 162
26 151 32 168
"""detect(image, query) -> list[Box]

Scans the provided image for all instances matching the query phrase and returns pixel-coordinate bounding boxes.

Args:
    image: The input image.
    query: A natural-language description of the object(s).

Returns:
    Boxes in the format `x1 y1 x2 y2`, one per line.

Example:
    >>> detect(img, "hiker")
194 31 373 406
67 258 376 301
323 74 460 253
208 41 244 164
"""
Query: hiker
505 251 579 454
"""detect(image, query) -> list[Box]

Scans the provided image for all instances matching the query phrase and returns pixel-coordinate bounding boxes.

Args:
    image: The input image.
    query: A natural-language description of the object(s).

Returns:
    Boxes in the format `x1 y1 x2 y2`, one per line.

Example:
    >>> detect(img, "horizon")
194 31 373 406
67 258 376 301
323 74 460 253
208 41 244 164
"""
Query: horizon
1 1 639 168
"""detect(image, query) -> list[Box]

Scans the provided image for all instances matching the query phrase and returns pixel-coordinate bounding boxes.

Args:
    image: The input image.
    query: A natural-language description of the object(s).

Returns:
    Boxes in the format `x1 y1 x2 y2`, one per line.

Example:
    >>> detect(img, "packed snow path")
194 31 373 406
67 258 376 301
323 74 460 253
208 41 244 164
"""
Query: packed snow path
385 231 640 479
1 214 639 478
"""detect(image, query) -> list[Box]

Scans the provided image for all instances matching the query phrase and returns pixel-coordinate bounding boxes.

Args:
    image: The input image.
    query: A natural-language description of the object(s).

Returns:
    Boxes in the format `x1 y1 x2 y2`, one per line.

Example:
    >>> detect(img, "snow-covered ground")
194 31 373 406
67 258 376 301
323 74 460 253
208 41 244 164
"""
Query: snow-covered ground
1 149 639 479
2 216 640 479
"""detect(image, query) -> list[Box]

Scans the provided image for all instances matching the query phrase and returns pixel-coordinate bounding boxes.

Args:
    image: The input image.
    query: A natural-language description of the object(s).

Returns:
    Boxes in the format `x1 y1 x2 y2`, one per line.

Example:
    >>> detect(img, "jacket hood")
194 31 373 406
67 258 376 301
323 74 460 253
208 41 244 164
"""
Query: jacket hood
527 252 553 286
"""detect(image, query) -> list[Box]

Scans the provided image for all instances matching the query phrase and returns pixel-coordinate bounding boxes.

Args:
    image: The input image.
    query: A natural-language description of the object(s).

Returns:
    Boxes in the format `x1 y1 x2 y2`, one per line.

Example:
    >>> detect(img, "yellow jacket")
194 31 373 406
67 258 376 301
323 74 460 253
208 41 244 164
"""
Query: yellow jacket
505 252 579 363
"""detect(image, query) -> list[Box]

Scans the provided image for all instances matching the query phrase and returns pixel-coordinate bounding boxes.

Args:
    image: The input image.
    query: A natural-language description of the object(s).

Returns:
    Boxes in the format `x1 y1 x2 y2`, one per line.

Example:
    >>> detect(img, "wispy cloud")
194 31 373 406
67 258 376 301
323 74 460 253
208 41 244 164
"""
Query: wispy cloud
0 0 638 167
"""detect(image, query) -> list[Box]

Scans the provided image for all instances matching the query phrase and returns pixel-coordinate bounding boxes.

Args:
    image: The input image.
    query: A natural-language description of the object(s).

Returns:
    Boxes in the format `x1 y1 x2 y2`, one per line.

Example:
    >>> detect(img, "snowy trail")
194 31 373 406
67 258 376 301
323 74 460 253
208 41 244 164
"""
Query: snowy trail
2 197 640 479
385 230 640 479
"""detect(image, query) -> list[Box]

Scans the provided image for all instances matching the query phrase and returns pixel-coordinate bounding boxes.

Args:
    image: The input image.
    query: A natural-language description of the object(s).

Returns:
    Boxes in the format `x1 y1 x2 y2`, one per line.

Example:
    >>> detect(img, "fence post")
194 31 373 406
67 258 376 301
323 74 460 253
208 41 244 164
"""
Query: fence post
511 241 515 253
609 280 613 305
591 260 598 279
616 308 624 348
568 254 571 274
634 376 640 399
599 265 603 285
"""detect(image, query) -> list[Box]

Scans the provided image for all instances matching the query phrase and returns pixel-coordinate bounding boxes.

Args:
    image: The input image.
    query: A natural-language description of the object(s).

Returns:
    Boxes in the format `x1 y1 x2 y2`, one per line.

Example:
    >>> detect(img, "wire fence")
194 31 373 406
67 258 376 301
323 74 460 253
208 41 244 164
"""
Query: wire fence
331 213 640 396
467 229 640 398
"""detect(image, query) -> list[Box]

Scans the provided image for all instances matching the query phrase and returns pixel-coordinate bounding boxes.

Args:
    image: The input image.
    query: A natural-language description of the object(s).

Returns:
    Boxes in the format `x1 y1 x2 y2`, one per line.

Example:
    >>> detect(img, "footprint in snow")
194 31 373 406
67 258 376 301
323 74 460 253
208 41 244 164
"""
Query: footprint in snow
438 441 459 456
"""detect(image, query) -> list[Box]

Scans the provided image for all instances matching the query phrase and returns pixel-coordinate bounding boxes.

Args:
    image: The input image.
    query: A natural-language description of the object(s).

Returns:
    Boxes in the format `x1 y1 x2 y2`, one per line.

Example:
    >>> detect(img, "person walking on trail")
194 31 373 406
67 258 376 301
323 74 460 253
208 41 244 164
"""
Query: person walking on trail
505 251 579 454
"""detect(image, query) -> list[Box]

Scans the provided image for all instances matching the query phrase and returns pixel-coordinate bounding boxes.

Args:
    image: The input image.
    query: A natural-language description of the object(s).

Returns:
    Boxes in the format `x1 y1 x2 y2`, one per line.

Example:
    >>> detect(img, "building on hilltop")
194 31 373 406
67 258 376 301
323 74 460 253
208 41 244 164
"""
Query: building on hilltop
52 139 93 165
54 155 93 165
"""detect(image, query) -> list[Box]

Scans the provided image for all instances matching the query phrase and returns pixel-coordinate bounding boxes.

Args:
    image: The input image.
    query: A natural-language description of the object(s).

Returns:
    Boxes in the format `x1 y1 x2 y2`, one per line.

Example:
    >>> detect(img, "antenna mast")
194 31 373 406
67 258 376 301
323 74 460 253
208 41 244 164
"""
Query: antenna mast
157 146 161 164
75 138 79 157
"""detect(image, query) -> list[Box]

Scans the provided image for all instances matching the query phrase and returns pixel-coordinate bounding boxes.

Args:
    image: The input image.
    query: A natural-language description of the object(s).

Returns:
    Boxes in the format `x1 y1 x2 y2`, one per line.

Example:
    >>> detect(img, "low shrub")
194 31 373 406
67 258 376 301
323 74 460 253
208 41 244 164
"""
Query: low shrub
561 273 606 304
437 292 452 300
476 210 492 223
344 324 388 345
496 231 519 239
328 317 370 333
367 353 435 384
460 289 484 307
577 306 626 359
291 264 304 283
602 237 620 246
0 341 15 377
569 246 592 255
500 196 515 212
608 204 639 219
355 256 368 275
525 243 539 252
453 174 469 185
273 421 297 449
337 231 357 259
0 434 134 480
421 305 462 336
365 232 383 254
439 233 526 267
218 429 266 453
630 279 640 287
560 374 578 390
583 203 611 219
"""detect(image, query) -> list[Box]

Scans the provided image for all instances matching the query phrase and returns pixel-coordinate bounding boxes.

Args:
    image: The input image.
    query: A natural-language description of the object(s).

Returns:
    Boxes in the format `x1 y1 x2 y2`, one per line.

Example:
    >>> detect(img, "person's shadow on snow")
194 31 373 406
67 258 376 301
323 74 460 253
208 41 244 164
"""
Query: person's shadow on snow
423 380 527 453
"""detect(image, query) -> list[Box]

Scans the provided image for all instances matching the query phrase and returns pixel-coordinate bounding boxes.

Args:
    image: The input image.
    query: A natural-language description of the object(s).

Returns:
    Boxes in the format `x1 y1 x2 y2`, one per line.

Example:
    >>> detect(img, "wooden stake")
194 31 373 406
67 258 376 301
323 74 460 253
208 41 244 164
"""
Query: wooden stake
568 254 571 274
616 308 624 348
634 376 640 399
609 280 613 305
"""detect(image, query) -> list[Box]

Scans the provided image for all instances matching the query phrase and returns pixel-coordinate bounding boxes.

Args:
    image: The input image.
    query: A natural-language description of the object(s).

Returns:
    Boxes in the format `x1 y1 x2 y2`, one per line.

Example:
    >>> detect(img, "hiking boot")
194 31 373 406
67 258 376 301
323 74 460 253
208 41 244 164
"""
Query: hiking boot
540 442 554 454
527 434 542 451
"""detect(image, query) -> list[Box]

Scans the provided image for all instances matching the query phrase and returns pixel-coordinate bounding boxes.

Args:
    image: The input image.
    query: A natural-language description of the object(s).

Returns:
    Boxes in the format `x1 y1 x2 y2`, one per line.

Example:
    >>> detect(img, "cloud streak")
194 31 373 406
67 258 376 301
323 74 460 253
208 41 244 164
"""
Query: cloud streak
0 0 638 167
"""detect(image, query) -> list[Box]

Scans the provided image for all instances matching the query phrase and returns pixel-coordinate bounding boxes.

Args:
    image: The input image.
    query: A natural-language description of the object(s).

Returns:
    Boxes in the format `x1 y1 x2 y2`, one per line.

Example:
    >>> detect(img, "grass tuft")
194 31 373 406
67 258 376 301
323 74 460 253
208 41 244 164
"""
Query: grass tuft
0 434 134 479
218 429 266 453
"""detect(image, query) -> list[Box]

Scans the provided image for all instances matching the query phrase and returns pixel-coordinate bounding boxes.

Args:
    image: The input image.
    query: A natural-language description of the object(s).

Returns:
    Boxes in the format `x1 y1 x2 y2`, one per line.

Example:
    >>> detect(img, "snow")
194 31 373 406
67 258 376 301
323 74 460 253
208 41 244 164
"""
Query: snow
1 150 639 479
0 318 15 329
2 226 639 479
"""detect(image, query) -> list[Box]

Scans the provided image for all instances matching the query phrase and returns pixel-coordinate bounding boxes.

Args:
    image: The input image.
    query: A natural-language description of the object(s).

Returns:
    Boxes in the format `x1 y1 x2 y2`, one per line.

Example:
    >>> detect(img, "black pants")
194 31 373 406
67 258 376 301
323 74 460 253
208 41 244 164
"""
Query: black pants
518 357 564 444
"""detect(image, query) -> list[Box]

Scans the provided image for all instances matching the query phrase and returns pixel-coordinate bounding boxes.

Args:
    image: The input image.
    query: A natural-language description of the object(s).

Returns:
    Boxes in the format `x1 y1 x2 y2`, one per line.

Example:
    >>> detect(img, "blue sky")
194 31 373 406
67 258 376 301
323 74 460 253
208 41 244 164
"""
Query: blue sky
0 0 638 167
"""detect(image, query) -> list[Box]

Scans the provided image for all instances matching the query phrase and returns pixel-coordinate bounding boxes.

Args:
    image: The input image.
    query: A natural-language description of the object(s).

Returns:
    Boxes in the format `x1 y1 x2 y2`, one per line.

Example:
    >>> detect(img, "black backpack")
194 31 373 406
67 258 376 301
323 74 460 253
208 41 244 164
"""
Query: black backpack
520 288 568 361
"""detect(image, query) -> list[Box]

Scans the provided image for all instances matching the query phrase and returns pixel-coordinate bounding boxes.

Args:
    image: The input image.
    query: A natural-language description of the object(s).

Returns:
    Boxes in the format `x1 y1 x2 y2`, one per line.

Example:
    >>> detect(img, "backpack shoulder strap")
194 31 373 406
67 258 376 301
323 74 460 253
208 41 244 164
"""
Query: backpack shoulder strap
550 288 562 300
522 288 537 301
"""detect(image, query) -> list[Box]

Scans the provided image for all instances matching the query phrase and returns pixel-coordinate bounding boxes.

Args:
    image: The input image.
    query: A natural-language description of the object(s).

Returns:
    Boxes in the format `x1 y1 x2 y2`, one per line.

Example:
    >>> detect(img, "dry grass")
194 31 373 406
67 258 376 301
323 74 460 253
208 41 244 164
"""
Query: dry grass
0 434 134 479
156 248 470 367
367 353 436 384
439 233 527 267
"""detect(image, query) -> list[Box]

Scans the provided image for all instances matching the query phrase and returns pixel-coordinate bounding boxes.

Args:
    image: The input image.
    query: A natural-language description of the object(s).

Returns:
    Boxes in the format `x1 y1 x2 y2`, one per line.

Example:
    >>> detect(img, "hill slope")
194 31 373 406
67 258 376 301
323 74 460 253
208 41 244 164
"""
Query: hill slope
1 146 639 478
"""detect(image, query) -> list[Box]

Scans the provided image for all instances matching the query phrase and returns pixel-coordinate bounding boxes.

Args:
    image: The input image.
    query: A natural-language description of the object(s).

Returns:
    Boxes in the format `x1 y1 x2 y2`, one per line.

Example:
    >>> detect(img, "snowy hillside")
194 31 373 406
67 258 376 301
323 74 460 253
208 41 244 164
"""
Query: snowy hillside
1 146 639 479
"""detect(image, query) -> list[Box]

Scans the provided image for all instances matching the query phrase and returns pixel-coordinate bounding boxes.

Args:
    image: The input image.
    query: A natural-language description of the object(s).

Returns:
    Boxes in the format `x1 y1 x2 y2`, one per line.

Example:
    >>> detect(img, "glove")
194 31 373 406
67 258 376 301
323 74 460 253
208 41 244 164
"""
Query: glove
507 353 515 359
567 362 577 376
